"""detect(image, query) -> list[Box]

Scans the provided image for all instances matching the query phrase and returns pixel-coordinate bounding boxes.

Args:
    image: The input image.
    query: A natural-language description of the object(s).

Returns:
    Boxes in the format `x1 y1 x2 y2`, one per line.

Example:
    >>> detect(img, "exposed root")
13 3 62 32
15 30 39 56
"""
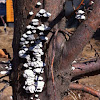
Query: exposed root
71 58 100 78
69 83 100 98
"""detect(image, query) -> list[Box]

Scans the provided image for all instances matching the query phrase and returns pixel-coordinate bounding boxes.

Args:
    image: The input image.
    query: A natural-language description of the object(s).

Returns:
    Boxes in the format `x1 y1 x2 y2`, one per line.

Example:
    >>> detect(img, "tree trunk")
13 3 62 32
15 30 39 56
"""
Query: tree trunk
12 0 100 100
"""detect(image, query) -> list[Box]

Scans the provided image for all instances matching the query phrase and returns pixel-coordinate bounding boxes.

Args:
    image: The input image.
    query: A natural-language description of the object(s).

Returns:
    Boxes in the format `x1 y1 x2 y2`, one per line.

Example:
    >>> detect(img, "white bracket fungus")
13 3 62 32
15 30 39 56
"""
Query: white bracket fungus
0 71 10 75
75 10 86 20
30 97 33 100
75 14 86 20
19 6 52 100
22 34 28 38
27 35 35 41
25 78 35 85
23 63 29 68
23 69 35 78
26 30 32 35
77 10 85 14
36 99 40 100
39 9 46 14
20 37 26 42
32 19 39 22
24 85 35 93
37 24 50 31
29 11 34 16
36 2 41 6
34 68 43 74
43 12 51 17
72 60 77 64
71 66 75 70
32 30 36 33
26 25 32 29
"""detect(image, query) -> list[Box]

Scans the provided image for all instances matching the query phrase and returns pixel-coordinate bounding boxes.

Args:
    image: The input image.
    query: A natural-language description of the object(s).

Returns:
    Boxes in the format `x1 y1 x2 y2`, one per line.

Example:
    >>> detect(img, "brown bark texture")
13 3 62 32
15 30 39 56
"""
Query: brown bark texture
12 0 100 100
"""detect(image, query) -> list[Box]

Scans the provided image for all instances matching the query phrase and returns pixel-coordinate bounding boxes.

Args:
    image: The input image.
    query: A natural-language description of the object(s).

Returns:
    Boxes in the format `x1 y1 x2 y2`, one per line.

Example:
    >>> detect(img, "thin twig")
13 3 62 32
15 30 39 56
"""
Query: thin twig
0 80 9 84
0 83 9 93
89 41 99 58
50 29 59 100
0 75 9 79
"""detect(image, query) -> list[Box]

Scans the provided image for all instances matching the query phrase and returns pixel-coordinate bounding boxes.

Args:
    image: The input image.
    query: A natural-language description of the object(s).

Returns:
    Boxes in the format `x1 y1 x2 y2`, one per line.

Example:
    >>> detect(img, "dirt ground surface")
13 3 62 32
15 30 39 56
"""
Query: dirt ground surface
0 27 100 100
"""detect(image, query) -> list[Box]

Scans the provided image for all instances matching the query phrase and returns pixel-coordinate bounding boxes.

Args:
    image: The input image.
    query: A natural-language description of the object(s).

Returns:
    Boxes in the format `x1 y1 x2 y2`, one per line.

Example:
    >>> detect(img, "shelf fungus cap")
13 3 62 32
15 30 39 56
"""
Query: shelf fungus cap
31 26 37 29
39 32 44 35
32 30 36 33
26 30 32 34
35 94 39 98
35 81 44 92
25 85 35 93
36 13 41 17
23 69 35 78
23 47 28 51
37 81 45 88
36 2 41 6
25 41 29 44
38 76 43 81
34 68 42 74
27 35 35 40
32 19 39 22
75 15 86 20
0 71 10 75
32 22 39 26
29 11 34 15
39 9 46 14
30 97 33 100
22 34 28 38
72 60 77 64
20 37 26 42
77 10 85 14
36 99 40 100
23 63 29 68
37 24 50 31
19 49 26 54
80 15 86 20
32 19 39 26
25 78 35 85
71 66 75 70
27 25 32 29
43 12 51 17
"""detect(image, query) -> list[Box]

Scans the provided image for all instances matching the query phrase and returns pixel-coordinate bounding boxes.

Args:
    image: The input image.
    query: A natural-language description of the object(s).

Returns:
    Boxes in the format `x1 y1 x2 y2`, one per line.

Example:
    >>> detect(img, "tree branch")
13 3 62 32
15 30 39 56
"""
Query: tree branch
69 83 100 98
57 0 100 71
71 58 100 78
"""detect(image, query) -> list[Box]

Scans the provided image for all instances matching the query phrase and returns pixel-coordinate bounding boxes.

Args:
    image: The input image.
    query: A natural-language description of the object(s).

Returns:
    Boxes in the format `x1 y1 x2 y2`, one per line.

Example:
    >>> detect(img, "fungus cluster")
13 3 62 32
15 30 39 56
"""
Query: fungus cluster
75 0 94 20
19 2 51 100
75 10 86 20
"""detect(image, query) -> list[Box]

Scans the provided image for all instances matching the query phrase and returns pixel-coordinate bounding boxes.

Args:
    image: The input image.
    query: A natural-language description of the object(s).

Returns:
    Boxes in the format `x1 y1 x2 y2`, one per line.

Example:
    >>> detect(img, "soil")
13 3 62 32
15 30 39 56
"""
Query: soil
0 27 100 100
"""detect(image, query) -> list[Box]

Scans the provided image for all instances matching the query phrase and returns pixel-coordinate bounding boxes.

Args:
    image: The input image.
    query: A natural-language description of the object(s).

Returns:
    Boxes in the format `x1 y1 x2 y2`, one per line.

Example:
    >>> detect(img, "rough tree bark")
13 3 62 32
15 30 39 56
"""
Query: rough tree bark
12 0 100 100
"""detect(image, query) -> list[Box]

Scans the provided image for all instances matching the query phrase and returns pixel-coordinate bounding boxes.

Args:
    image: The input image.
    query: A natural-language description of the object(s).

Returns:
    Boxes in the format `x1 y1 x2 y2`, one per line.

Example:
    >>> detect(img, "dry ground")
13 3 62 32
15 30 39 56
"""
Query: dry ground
0 27 13 100
0 26 100 100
